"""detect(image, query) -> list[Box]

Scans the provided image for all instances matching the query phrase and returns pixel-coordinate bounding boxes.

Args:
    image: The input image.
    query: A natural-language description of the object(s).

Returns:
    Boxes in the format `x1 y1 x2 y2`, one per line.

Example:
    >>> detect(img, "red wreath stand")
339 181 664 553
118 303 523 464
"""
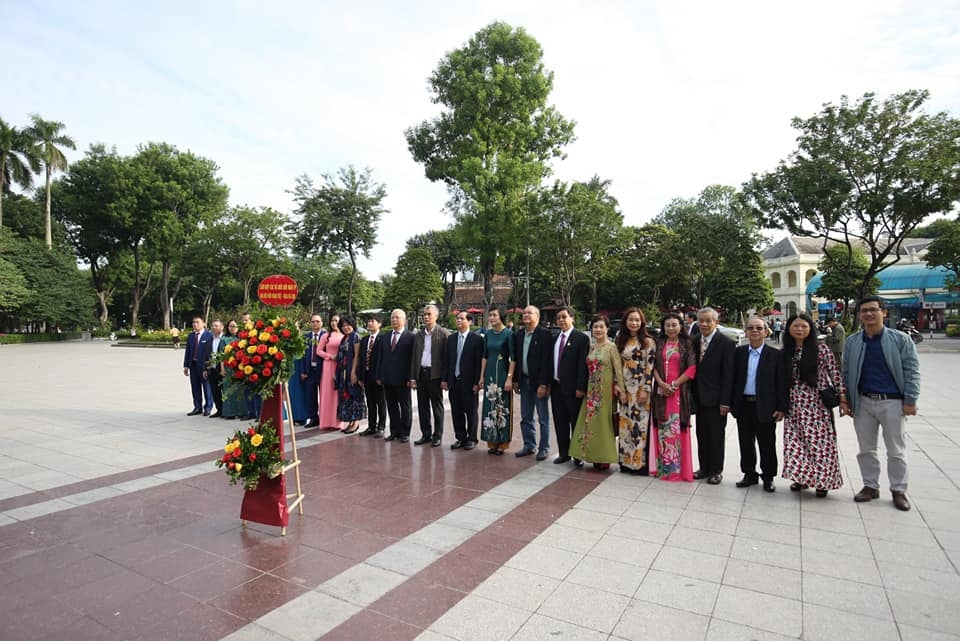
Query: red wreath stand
239 383 304 534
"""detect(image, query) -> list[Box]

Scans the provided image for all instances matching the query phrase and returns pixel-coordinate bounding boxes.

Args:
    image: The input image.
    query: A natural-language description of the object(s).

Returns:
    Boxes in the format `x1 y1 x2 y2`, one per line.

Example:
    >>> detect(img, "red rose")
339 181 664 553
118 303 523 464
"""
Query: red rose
221 454 230 463
232 448 241 458
270 334 279 343
247 427 256 435
249 336 258 345
264 326 274 334
249 373 259 383
256 320 264 329
234 370 244 380
280 329 291 338
249 453 257 461
256 344 268 355
274 352 284 361
252 355 262 365
262 369 272 378
237 330 246 339
228 461 235 469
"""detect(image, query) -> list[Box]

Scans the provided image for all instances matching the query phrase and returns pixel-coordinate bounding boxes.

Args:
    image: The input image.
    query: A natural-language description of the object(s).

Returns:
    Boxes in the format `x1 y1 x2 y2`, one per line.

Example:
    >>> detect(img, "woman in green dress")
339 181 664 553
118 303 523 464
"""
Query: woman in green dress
481 305 515 455
570 315 627 470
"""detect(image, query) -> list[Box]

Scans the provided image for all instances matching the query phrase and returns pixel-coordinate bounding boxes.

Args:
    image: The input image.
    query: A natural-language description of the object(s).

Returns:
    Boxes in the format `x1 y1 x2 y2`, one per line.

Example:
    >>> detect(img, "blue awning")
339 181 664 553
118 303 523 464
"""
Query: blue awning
806 264 953 296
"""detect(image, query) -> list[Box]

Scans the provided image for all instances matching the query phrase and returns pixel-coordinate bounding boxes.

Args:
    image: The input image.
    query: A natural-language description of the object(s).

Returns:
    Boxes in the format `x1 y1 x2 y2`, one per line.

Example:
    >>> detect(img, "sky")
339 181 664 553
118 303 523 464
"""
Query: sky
4 0 959 278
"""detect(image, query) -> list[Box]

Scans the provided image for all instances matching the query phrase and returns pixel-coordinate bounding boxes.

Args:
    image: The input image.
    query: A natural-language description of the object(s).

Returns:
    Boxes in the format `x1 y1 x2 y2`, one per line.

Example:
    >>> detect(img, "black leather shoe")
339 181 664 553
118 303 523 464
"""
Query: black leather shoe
187 409 202 416
209 411 222 418
398 436 410 443
536 451 548 461
450 440 463 450
762 478 775 492
573 458 583 467
462 440 476 450
515 449 534 457
735 475 759 488
203 410 210 416
414 436 432 445
384 434 397 441
706 474 723 485
358 428 377 436
304 420 318 428
693 470 706 480
431 437 441 447
553 456 571 464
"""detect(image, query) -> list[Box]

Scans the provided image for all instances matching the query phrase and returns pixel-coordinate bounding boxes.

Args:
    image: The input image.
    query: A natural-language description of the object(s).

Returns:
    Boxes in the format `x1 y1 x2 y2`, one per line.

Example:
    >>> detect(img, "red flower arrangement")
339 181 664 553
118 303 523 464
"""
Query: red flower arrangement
218 316 306 398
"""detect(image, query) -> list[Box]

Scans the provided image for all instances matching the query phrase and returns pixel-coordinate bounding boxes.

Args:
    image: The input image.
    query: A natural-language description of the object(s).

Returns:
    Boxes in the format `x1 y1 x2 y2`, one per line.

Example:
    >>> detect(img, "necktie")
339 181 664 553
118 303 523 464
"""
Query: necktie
193 332 200 361
365 335 375 369
558 332 567 358
456 334 464 377
391 331 398 351
701 337 708 359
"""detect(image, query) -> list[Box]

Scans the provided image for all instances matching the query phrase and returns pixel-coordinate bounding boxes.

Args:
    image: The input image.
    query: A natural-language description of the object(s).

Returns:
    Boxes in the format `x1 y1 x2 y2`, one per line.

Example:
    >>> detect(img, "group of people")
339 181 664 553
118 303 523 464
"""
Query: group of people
182 296 920 511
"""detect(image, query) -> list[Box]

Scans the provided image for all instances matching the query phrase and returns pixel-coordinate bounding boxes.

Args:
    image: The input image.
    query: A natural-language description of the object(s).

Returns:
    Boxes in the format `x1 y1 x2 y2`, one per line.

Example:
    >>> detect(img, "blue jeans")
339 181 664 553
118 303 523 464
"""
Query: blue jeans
519 376 550 454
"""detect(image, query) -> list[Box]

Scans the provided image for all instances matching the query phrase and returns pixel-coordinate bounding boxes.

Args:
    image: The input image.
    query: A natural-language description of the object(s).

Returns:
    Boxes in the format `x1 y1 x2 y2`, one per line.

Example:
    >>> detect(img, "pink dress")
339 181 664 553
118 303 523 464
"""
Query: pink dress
649 341 696 482
316 331 343 429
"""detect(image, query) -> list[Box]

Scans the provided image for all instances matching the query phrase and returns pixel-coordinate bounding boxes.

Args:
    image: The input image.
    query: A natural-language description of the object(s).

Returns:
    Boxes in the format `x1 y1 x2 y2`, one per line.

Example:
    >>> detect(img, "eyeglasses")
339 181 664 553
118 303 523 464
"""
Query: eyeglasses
859 307 882 314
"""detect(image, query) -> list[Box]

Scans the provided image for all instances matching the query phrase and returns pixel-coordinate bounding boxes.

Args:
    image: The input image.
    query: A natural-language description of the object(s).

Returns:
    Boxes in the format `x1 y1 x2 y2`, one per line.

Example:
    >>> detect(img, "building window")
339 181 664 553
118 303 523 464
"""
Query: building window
805 269 816 283
788 271 797 288
771 273 782 289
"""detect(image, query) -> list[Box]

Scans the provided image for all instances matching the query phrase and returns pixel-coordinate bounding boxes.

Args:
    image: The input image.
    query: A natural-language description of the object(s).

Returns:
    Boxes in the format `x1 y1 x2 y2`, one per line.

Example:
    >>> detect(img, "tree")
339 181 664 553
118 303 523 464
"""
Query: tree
0 117 39 229
212 206 288 306
406 21 575 310
382 247 444 314
743 90 960 303
26 114 76 248
290 166 386 316
924 218 960 288
132 142 229 329
406 227 473 312
815 244 880 320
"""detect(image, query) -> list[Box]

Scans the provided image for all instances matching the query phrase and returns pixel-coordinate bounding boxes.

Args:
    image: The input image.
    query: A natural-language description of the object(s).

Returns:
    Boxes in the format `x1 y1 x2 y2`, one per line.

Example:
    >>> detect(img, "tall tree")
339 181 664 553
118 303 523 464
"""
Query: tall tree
923 218 960 288
26 114 76 248
406 21 575 310
0 117 39 228
382 247 444 314
406 227 473 313
132 142 229 329
529 176 625 309
290 166 386 315
743 90 960 303
815 244 880 321
211 205 289 306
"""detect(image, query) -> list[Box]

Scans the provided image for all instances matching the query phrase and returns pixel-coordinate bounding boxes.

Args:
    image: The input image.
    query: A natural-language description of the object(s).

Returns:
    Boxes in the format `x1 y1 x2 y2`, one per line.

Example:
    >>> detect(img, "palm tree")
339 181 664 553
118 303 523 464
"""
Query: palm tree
0 117 39 229
27 114 76 248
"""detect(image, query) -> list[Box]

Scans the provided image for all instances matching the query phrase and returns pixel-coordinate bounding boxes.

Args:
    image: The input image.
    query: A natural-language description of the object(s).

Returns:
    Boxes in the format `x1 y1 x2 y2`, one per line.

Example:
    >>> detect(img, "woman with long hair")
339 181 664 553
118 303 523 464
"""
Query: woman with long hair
650 312 697 482
569 315 626 470
315 313 342 430
481 305 515 454
615 307 656 474
335 315 366 434
781 313 845 496
221 319 245 420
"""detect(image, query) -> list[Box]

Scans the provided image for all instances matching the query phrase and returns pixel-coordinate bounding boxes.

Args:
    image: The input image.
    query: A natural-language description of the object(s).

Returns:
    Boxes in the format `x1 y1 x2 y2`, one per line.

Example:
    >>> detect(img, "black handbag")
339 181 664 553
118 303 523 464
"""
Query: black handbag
820 386 840 409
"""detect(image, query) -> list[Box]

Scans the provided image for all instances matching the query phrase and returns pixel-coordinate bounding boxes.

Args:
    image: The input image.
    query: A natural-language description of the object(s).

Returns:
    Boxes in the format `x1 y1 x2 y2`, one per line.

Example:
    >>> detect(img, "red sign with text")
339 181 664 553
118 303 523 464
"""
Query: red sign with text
257 275 298 307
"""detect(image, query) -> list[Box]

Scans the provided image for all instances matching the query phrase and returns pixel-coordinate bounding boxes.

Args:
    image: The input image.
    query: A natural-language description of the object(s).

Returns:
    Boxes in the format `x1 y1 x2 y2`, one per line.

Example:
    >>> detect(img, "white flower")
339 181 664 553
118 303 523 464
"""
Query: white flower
482 417 494 428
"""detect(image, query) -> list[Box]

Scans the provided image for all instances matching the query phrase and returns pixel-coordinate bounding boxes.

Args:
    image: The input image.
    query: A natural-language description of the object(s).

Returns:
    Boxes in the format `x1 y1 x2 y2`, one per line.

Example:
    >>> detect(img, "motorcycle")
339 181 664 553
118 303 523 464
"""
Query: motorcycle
898 324 923 344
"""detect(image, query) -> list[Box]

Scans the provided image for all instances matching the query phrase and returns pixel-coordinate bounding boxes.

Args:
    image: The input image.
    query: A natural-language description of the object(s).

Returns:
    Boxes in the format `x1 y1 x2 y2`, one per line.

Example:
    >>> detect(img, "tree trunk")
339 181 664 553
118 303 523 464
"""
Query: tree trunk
44 166 52 249
96 290 110 325
481 257 495 312
159 261 172 330
347 252 357 316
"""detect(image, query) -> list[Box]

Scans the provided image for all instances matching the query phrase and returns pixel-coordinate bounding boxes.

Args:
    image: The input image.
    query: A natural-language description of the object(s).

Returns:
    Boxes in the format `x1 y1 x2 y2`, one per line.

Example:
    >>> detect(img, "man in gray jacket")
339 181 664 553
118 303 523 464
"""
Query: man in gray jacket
840 296 920 511
410 304 450 446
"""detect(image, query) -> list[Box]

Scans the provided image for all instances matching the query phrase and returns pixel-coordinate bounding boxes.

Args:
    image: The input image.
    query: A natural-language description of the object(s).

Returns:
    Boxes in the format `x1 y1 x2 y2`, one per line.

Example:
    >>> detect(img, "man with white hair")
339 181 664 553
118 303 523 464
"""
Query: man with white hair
691 306 735 485
377 309 415 442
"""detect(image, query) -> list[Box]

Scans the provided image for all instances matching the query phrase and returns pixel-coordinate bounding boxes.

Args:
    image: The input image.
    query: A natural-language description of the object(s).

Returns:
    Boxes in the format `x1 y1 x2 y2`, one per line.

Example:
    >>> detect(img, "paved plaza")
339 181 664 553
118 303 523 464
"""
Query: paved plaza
0 338 958 641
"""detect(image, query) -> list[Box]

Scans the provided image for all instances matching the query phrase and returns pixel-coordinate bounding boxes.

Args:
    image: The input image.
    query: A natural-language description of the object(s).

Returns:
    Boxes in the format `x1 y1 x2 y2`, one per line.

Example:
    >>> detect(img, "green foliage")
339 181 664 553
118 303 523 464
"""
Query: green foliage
382 247 444 314
0 253 29 312
406 227 474 308
743 90 960 302
0 332 82 344
923 219 960 288
816 244 880 315
946 323 960 338
290 166 387 315
406 21 575 308
27 114 76 248
0 116 39 228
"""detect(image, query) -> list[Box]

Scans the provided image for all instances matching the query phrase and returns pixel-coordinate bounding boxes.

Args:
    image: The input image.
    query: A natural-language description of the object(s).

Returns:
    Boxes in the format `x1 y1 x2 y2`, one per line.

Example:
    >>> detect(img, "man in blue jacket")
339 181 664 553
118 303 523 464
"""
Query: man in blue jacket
840 296 920 511
182 316 214 416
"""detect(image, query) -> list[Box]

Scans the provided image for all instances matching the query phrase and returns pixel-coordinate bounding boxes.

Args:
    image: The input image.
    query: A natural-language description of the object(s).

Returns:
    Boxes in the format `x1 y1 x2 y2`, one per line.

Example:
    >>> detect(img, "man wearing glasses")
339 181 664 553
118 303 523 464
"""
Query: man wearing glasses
840 296 920 511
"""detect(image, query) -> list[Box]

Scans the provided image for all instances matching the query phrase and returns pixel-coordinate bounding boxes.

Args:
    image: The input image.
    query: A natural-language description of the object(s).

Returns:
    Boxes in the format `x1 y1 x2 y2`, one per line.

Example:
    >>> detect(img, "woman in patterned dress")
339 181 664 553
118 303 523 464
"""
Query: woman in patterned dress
315 314 342 430
481 306 515 455
650 313 697 482
570 315 627 470
221 320 246 420
781 313 845 496
615 307 656 475
334 315 366 434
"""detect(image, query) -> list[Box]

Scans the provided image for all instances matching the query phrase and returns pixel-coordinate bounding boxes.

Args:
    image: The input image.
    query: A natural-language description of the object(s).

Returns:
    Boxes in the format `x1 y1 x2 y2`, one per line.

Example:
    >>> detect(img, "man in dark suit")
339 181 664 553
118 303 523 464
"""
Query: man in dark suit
355 315 386 436
206 319 226 418
731 316 788 492
182 315 214 416
377 308 415 442
410 304 450 446
443 311 484 450
685 311 701 338
692 307 736 484
299 314 326 427
550 307 590 465
512 305 554 461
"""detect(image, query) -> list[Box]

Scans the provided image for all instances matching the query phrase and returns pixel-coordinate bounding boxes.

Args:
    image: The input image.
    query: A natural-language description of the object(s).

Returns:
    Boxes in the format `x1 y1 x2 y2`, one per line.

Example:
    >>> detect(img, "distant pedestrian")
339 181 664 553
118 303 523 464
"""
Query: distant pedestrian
170 326 181 349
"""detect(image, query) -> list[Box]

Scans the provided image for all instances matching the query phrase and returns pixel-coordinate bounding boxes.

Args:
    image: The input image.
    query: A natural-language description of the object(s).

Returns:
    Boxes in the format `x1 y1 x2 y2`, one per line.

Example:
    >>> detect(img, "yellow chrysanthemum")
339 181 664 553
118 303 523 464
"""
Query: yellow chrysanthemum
246 345 257 354
224 344 233 354
224 442 235 453
271 318 280 327
259 332 270 342
232 439 241 450
237 340 247 349
243 365 254 375
250 433 263 447
234 463 243 473
268 346 278 355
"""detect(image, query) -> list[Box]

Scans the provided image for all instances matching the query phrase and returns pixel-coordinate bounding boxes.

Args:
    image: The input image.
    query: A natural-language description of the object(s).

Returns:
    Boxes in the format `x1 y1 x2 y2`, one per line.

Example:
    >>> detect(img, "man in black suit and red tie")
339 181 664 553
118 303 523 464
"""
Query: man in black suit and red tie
692 306 736 485
355 315 386 436
299 314 326 428
377 308 415 442
182 315 214 416
731 316 788 492
512 305 554 461
443 311 484 450
550 307 590 465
